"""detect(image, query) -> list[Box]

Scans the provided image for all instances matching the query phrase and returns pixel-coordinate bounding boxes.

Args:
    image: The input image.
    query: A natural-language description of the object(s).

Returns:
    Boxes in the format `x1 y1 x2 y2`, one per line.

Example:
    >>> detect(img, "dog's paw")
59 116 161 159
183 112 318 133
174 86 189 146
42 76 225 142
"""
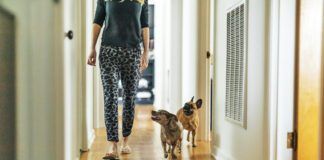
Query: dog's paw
164 153 168 159
171 154 177 160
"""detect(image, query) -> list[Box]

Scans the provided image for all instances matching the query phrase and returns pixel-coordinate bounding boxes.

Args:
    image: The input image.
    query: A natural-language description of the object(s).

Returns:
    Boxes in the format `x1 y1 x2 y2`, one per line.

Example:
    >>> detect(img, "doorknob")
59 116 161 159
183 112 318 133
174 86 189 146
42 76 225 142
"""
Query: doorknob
207 51 211 59
65 30 74 40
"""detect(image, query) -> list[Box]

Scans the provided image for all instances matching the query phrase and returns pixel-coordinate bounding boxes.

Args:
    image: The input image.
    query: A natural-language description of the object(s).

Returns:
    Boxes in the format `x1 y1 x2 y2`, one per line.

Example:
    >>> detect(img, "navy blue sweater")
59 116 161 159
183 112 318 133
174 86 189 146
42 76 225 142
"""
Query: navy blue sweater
94 0 149 48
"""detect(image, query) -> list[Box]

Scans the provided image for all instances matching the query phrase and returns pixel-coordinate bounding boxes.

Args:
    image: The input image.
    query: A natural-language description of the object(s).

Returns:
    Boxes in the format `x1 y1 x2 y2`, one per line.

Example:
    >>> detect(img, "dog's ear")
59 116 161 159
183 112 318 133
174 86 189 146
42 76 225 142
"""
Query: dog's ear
171 114 178 121
196 99 203 109
191 96 194 102
167 113 178 122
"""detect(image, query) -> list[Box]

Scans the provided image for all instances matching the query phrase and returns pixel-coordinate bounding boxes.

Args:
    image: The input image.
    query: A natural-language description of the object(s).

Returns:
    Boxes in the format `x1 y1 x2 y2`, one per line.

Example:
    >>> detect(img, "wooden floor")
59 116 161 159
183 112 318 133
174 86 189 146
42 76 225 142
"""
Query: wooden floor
81 105 214 160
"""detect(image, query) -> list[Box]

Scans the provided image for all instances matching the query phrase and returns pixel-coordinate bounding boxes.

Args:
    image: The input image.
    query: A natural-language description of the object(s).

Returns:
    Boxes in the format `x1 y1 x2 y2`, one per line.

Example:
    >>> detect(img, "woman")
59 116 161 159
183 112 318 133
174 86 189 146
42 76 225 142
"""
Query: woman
87 0 149 159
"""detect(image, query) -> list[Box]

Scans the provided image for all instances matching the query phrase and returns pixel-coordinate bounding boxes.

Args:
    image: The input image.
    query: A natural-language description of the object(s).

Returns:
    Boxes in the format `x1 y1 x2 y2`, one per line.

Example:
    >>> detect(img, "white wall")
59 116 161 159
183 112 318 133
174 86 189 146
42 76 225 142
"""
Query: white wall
152 0 168 109
93 0 105 129
212 0 268 159
181 0 198 105
167 0 183 113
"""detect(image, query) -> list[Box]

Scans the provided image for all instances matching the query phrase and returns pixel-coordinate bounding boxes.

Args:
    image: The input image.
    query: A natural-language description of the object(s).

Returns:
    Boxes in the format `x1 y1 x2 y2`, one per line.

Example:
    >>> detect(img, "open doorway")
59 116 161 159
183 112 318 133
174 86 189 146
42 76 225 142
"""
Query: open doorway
92 0 183 128
85 0 213 159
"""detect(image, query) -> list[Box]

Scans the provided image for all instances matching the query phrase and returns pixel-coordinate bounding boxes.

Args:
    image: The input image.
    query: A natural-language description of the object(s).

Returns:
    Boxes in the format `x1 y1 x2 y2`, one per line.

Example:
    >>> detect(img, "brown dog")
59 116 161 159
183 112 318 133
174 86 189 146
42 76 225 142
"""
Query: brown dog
176 97 203 147
151 110 183 159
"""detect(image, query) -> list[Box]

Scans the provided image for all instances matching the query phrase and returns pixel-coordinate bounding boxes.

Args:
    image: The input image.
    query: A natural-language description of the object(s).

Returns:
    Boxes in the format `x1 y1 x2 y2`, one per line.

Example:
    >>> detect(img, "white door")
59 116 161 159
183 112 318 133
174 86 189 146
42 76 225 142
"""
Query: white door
197 0 213 141
63 0 82 159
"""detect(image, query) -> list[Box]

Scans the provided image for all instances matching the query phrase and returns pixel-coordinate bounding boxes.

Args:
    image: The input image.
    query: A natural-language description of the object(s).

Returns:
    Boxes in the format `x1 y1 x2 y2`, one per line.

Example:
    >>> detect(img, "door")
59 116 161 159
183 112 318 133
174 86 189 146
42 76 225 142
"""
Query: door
62 0 82 159
197 0 213 141
295 0 324 159
0 7 16 160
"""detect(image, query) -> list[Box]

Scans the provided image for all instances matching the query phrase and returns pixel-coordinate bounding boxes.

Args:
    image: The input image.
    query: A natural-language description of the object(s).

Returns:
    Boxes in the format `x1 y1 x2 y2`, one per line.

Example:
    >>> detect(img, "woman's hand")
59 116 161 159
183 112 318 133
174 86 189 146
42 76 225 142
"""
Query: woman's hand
140 51 149 72
87 49 97 66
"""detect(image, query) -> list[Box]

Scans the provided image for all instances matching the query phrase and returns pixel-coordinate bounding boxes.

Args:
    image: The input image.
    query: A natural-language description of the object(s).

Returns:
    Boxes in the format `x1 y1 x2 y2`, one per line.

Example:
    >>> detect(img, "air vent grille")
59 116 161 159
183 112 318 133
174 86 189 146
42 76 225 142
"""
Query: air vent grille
225 1 247 128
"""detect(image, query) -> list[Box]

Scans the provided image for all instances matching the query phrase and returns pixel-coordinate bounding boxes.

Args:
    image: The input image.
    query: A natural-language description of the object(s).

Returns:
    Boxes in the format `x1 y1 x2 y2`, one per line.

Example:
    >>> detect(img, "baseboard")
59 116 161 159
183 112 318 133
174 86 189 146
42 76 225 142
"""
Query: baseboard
211 144 237 160
80 129 95 152
88 129 96 148
211 152 217 160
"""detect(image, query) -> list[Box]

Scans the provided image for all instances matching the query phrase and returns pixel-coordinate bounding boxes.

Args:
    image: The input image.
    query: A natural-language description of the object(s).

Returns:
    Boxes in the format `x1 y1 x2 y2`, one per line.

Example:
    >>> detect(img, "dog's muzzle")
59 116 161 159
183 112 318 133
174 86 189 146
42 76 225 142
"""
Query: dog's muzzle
151 111 160 121
183 104 193 116
184 110 193 116
151 115 160 121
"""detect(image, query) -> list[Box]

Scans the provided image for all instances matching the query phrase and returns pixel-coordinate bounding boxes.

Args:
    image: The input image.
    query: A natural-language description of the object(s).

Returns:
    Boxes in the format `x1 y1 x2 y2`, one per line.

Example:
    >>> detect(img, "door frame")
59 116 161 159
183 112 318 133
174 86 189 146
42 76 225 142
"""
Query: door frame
268 0 280 158
268 0 297 159
75 0 85 154
80 0 96 151
56 0 84 159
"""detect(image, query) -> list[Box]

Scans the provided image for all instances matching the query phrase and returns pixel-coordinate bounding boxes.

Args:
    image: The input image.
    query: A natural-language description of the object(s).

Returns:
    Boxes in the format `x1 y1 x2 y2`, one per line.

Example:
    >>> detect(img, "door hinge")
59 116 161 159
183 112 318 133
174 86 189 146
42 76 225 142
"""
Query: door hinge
287 131 297 150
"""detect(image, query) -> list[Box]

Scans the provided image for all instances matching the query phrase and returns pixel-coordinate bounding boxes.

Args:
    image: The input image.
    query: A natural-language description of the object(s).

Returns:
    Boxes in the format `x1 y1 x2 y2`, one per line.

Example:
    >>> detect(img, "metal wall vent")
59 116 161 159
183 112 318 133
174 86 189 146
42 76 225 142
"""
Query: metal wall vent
225 1 248 128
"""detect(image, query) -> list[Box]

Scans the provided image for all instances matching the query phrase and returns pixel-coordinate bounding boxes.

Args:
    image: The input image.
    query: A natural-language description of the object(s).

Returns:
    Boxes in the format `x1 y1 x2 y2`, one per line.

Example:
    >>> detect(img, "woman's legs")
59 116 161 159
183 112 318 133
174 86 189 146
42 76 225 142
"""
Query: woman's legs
99 46 120 142
120 47 141 140
99 45 141 155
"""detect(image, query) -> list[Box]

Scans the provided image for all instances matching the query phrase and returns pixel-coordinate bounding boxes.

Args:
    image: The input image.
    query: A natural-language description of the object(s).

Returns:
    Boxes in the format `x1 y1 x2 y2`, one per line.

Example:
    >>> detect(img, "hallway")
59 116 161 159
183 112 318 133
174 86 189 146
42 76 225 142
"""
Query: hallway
1 0 324 159
80 106 214 160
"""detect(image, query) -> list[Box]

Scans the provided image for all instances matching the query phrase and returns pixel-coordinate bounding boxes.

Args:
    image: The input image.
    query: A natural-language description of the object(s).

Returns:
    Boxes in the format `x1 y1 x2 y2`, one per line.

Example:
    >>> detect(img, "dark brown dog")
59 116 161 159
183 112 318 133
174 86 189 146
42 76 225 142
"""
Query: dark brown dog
151 110 183 159
176 97 203 147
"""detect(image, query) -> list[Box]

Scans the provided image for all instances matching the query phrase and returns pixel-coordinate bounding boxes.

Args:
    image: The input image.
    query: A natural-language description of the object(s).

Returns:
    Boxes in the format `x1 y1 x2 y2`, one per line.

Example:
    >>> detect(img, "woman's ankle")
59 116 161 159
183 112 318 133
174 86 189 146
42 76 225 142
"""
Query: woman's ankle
107 141 118 152
123 137 129 146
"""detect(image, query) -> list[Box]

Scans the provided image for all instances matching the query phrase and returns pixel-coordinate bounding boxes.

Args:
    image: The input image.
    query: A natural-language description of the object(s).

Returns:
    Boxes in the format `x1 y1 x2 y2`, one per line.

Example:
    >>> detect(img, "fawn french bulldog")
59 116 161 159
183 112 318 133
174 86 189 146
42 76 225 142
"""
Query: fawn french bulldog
176 97 203 147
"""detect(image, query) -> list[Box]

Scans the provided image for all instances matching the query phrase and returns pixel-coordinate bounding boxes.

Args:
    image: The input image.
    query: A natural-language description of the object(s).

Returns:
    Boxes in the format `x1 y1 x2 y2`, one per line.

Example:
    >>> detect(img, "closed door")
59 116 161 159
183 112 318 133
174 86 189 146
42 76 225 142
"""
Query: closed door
295 0 324 159
0 7 16 160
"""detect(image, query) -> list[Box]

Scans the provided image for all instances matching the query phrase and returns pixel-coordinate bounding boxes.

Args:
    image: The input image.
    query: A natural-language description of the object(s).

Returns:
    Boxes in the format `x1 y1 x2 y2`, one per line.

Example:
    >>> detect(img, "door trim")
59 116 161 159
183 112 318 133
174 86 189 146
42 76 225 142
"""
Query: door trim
293 0 300 159
320 2 323 158
268 0 280 159
268 0 297 159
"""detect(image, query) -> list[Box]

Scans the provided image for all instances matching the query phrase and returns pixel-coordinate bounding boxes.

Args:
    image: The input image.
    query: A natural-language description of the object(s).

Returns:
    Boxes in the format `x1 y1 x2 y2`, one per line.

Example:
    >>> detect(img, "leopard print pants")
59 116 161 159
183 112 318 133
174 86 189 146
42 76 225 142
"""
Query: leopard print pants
99 45 142 142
